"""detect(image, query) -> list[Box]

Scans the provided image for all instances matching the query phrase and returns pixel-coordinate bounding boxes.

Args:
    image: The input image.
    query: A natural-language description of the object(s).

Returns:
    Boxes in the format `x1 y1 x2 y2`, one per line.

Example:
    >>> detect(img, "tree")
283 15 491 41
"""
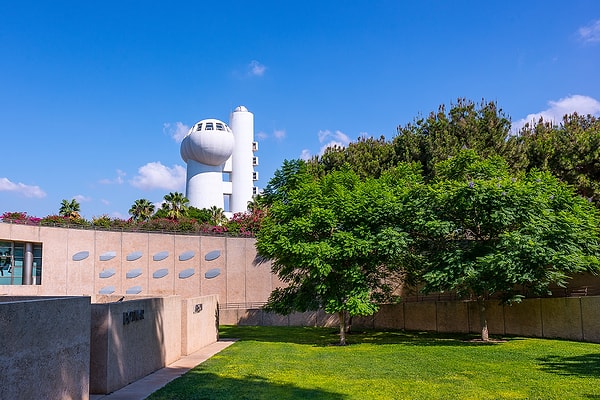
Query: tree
259 159 310 207
519 113 600 205
315 135 397 179
409 150 600 341
128 199 155 222
59 199 81 219
162 192 189 220
393 98 524 179
256 166 418 345
209 205 227 226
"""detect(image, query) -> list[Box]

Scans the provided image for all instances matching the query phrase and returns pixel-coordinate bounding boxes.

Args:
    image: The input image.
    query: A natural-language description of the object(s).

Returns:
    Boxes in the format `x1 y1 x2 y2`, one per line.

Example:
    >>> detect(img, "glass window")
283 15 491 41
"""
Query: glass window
223 194 231 213
196 123 202 131
0 241 42 285
205 122 214 130
216 123 225 130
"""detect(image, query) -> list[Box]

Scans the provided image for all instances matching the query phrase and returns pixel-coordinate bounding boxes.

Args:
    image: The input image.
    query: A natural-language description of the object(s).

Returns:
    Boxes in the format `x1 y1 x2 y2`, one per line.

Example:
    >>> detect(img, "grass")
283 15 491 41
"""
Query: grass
147 326 600 400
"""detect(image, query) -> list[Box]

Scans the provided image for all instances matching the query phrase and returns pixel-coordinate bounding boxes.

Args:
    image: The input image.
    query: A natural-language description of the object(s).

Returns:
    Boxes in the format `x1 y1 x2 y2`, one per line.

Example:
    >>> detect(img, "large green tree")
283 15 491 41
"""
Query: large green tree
408 150 600 340
256 166 419 345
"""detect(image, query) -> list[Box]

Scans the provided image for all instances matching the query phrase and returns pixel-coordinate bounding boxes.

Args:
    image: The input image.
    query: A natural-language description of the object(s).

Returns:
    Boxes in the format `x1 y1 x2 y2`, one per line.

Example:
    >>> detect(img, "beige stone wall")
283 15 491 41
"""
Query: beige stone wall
181 295 219 355
90 296 182 394
350 297 600 343
0 223 274 305
0 296 91 400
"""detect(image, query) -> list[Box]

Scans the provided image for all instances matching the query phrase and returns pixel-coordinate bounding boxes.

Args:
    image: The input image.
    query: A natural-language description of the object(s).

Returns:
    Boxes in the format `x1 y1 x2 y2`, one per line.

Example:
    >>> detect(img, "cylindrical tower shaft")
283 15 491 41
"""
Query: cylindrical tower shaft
229 107 255 213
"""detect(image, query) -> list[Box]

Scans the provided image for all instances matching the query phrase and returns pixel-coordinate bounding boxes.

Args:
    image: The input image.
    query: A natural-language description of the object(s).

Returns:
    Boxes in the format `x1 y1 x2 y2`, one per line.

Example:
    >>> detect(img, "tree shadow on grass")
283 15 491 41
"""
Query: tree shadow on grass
219 325 510 347
537 353 600 377
147 371 346 400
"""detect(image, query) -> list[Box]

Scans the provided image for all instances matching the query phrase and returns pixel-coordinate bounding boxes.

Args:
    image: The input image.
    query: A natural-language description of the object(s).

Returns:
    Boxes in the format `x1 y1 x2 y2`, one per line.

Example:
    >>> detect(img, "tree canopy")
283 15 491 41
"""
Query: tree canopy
256 165 421 344
403 151 600 340
260 147 600 341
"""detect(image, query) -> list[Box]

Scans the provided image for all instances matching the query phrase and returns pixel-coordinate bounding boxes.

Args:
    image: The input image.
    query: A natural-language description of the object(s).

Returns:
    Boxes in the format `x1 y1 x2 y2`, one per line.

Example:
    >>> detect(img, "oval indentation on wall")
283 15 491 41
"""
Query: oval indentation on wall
153 251 169 261
205 250 221 261
178 251 195 261
126 268 143 279
205 268 221 279
72 251 89 261
126 286 142 295
99 286 115 295
99 269 116 279
126 251 143 261
179 268 195 279
99 251 117 261
153 268 169 279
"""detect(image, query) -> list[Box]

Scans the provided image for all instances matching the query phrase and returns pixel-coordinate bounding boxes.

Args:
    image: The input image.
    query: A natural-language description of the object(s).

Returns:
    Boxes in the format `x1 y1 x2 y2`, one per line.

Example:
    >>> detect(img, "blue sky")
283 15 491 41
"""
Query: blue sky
1 1 599 219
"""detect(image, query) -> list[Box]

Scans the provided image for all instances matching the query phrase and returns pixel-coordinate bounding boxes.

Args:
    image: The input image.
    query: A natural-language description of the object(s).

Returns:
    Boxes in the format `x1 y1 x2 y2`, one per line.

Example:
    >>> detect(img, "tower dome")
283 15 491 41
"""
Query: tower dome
180 118 234 166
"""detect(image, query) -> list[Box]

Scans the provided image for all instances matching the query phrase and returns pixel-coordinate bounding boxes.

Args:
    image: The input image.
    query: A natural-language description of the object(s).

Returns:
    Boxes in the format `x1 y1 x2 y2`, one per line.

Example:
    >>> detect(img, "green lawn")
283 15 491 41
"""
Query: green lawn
147 326 600 400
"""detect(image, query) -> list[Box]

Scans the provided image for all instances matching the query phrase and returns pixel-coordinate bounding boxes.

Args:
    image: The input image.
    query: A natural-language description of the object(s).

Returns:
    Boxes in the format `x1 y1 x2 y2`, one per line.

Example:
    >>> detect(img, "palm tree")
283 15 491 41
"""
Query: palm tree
59 199 81 219
129 199 155 222
209 205 227 226
162 192 189 220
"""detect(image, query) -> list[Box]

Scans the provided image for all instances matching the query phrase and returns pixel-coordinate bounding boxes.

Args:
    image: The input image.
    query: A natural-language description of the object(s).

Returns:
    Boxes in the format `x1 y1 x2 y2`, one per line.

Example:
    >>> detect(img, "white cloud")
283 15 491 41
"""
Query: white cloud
300 149 312 160
513 95 600 132
317 129 351 155
578 19 600 43
248 60 266 77
163 122 190 143
255 129 285 141
73 194 92 203
256 131 268 140
273 129 286 140
0 177 46 198
99 169 125 185
130 162 186 191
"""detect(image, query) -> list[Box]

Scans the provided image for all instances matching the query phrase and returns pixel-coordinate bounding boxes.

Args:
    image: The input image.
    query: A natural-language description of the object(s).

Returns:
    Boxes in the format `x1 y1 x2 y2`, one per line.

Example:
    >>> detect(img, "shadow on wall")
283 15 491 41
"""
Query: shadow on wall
149 372 346 400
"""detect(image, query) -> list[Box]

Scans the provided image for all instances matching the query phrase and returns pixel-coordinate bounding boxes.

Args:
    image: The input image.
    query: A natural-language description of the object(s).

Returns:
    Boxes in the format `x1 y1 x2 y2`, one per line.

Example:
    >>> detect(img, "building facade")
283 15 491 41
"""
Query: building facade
0 222 278 305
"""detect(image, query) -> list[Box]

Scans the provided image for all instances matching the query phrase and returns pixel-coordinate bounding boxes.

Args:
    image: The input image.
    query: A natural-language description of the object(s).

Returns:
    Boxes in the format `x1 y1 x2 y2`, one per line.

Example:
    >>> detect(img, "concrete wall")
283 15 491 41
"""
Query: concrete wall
181 295 219 355
90 296 182 394
351 296 600 343
89 294 219 395
219 308 339 328
0 296 91 400
220 296 600 344
0 222 274 305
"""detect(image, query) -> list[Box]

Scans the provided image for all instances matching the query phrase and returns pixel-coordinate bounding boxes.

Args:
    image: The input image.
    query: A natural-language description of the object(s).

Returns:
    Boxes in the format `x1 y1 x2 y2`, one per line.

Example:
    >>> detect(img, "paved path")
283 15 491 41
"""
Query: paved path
90 339 237 400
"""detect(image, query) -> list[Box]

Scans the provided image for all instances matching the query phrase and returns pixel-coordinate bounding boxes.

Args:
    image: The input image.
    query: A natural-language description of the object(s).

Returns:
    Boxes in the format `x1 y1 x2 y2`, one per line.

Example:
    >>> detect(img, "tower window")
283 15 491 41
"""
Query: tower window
216 123 225 130
205 123 214 130
196 123 202 131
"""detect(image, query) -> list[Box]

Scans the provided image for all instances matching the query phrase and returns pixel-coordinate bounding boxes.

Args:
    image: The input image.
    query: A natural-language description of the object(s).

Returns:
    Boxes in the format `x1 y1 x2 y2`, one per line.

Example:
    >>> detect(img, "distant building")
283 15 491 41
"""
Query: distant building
180 106 258 214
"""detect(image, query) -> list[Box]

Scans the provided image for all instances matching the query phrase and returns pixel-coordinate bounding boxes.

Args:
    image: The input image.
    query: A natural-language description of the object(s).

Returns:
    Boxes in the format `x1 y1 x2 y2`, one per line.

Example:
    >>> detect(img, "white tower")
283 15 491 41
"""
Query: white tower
229 106 256 213
180 119 234 211
180 106 258 215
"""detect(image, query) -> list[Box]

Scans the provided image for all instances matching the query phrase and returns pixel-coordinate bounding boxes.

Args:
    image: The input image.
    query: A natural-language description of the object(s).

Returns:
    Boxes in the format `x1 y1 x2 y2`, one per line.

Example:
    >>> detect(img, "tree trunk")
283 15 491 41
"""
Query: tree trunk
477 297 489 341
338 311 347 345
